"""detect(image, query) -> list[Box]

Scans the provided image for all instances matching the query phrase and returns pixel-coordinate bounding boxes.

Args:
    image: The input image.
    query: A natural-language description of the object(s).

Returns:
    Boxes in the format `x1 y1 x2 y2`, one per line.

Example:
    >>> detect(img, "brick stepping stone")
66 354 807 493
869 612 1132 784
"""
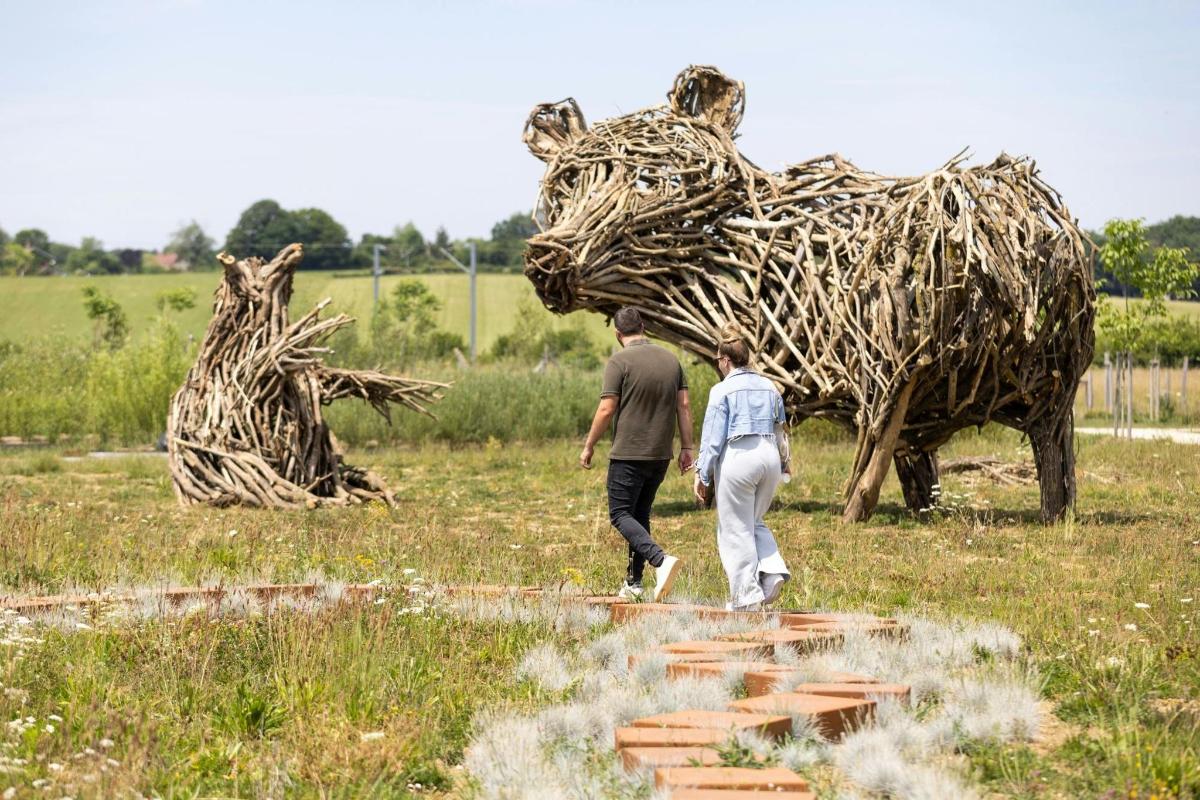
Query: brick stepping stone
615 727 734 750
632 710 792 739
743 670 879 697
655 766 810 792
666 660 795 684
660 641 774 659
621 746 724 770
791 682 911 705
780 611 895 626
444 585 541 596
716 628 843 652
666 790 816 799
728 693 874 739
611 602 779 625
628 651 748 670
787 619 905 638
611 602 711 623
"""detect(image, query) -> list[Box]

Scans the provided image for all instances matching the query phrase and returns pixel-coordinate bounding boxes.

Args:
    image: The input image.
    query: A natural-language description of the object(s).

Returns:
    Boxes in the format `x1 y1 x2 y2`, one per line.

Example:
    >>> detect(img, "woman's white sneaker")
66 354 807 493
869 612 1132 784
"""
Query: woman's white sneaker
761 573 788 606
652 555 682 602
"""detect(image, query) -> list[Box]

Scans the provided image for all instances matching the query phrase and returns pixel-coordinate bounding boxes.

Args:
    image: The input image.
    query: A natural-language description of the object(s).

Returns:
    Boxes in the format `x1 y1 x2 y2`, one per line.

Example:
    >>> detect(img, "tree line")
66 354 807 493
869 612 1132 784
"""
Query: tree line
3 205 1197 295
0 200 539 276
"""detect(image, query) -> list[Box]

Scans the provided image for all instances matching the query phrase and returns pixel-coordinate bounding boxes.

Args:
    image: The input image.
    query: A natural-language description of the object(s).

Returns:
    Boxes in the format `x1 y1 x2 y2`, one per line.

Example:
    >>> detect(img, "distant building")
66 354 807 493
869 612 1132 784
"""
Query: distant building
153 252 185 271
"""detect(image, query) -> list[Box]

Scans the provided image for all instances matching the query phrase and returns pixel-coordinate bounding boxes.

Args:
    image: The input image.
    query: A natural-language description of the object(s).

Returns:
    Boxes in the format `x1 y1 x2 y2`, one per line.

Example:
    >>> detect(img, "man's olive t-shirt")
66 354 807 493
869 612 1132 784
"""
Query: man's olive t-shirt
601 339 687 461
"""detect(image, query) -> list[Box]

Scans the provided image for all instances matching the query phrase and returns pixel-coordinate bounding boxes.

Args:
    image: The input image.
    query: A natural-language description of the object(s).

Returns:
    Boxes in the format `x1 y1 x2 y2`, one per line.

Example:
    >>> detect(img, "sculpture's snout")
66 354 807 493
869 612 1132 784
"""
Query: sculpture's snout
523 233 581 313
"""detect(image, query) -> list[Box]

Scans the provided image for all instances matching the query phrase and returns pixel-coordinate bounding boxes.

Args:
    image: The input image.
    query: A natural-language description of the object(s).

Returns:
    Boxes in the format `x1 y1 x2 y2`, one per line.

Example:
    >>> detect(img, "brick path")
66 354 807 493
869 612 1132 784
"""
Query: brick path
4 582 908 797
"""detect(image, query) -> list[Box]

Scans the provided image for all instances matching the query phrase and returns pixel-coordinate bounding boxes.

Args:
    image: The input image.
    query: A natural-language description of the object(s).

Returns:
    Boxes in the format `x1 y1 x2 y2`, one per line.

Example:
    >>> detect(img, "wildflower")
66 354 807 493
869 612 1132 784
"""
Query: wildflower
227 529 238 537
360 731 385 742
1088 630 1099 636
1134 603 1150 609
98 739 114 749
47 763 62 772
1182 598 1193 604
402 568 417 576
1123 623 1138 632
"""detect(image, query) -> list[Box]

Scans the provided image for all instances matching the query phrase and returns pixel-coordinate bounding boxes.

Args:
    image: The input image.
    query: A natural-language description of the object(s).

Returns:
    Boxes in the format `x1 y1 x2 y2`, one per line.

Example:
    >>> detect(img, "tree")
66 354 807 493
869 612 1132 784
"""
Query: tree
13 228 49 253
351 232 392 270
81 286 129 348
482 211 537 268
224 200 296 259
392 222 426 264
0 225 8 249
490 211 537 243
167 221 216 270
115 248 144 273
1097 218 1199 429
291 208 351 271
433 226 451 251
224 201 351 271
66 237 121 275
0 242 36 276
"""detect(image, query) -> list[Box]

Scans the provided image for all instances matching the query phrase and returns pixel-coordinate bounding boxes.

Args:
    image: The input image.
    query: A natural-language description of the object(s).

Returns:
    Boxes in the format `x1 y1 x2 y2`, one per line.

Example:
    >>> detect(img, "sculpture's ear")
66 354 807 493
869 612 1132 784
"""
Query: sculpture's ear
523 98 588 162
668 65 745 135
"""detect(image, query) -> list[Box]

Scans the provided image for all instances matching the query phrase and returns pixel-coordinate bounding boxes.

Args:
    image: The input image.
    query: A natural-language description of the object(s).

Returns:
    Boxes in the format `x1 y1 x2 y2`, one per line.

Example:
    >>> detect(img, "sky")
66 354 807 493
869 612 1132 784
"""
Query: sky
1 0 1198 250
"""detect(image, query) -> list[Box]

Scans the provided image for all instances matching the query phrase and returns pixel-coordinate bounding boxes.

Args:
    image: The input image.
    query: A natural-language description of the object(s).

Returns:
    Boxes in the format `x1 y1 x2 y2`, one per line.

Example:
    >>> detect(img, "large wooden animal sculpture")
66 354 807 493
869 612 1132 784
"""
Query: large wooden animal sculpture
522 66 1095 523
167 243 446 508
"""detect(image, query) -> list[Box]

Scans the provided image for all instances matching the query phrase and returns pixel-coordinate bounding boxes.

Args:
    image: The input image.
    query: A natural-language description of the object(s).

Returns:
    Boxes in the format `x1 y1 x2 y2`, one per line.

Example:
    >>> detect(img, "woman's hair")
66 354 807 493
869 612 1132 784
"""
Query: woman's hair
717 324 751 368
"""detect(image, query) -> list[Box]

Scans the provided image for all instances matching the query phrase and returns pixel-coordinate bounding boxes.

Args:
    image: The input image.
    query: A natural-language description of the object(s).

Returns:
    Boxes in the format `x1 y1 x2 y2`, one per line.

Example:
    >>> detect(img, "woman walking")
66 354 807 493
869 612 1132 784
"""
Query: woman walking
693 327 791 610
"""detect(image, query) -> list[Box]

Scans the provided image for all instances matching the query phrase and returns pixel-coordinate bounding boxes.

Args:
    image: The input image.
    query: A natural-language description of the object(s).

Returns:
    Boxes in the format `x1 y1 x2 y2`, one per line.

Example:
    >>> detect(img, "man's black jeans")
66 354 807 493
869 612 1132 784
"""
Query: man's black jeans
607 458 671 585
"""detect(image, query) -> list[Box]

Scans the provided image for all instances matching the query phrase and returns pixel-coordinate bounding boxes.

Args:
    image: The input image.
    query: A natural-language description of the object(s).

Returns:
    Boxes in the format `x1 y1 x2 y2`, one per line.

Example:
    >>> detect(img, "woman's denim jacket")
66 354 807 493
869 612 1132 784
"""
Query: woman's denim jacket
695 368 785 486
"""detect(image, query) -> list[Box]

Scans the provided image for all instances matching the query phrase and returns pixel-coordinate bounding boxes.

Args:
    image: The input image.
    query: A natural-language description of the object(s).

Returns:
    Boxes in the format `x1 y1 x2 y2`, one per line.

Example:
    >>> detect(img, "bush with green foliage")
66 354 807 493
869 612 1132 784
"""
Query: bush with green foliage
487 299 603 370
81 285 130 348
0 319 192 444
328 280 466 370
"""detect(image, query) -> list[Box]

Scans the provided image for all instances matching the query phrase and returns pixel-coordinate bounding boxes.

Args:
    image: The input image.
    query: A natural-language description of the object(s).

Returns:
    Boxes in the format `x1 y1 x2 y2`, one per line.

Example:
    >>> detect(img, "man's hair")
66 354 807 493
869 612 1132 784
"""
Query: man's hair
613 307 645 336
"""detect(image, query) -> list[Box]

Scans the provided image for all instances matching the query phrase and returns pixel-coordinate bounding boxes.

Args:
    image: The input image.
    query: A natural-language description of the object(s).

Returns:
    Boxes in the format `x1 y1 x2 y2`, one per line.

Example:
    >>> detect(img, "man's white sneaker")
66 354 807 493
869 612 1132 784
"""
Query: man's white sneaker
761 573 788 606
617 583 644 601
652 555 682 602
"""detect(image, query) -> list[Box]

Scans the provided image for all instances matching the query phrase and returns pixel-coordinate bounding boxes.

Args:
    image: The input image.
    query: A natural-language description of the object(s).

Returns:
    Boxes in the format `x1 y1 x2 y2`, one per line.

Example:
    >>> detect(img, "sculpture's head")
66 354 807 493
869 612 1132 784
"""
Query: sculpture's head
523 66 749 316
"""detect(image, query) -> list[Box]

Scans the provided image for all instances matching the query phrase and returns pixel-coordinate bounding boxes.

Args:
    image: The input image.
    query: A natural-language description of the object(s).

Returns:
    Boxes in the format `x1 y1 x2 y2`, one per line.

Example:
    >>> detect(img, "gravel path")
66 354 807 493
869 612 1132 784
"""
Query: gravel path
1076 427 1200 445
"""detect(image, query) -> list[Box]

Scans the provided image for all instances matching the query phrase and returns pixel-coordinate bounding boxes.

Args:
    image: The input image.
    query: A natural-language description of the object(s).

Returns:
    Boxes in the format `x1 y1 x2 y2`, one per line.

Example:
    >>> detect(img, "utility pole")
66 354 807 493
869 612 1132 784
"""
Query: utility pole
439 242 477 360
372 244 386 307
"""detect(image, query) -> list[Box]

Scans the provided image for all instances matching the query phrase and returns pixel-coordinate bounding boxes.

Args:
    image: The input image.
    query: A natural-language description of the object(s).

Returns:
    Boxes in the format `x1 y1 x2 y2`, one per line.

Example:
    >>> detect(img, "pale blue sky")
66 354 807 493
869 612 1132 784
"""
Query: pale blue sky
1 0 1197 250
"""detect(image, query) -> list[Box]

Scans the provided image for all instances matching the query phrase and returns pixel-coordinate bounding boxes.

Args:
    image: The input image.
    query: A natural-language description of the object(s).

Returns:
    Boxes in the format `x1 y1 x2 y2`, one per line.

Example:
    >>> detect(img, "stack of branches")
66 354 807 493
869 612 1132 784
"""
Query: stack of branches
523 66 1095 521
167 244 447 508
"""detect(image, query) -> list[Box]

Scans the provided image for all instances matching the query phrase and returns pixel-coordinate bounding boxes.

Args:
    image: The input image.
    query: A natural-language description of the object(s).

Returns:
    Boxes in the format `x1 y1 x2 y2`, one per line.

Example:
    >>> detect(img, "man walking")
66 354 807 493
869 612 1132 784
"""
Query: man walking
580 307 694 601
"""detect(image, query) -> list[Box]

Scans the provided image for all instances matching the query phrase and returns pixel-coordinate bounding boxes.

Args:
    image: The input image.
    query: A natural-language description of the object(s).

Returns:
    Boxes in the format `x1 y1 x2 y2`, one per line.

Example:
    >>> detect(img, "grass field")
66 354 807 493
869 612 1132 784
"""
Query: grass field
0 273 612 351
0 429 1197 797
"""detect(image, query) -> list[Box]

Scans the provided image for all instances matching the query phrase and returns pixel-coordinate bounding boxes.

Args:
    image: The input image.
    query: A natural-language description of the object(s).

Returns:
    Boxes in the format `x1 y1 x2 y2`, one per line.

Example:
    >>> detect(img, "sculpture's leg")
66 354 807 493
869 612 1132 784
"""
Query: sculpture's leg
894 448 940 513
1029 411 1076 523
843 380 917 523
